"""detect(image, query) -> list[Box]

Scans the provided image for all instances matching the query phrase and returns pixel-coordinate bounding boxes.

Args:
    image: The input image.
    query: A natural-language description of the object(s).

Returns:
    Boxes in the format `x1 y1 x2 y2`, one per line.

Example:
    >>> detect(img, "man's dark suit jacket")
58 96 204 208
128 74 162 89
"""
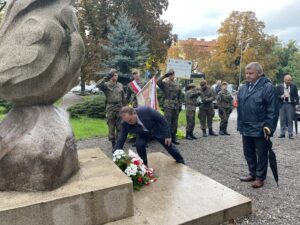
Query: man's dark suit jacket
114 106 171 150
276 83 299 107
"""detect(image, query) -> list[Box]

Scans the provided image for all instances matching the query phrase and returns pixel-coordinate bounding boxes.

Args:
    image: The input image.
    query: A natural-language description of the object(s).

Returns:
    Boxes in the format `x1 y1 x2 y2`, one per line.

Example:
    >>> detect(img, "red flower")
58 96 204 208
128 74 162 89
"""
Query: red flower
133 159 140 166
137 177 143 184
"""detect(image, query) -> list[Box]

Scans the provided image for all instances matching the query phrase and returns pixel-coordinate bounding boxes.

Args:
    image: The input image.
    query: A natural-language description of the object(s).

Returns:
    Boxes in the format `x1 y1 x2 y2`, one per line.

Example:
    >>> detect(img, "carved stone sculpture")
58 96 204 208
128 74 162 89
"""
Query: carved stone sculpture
0 0 85 191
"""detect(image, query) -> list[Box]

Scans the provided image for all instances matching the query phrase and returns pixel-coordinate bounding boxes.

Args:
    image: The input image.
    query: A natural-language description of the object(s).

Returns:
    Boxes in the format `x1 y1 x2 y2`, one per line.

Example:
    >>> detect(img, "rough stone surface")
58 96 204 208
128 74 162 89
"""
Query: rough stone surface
0 0 84 105
0 0 84 191
106 152 251 225
0 106 79 191
0 149 134 225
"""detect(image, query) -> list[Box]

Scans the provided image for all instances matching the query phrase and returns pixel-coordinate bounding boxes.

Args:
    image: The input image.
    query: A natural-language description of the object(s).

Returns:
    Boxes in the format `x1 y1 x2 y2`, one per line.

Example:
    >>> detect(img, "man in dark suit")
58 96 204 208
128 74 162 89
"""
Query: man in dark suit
114 106 185 166
237 62 279 188
276 73 299 139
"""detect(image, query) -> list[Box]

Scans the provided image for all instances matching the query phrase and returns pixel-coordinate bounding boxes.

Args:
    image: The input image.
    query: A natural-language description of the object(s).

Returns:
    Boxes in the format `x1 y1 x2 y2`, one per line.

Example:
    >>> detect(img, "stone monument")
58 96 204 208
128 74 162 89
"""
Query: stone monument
0 0 85 191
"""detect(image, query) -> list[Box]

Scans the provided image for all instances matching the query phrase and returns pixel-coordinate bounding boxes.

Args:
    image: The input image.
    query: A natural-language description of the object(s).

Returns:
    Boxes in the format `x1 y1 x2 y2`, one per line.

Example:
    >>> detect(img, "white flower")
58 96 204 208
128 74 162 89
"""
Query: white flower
128 149 143 164
125 164 138 176
139 164 147 176
113 149 126 161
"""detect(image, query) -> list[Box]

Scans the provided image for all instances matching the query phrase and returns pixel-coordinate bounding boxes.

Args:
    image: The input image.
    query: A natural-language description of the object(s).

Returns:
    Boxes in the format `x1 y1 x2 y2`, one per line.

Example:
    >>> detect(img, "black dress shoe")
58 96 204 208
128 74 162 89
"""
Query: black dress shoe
289 134 294 139
239 175 255 182
278 134 285 138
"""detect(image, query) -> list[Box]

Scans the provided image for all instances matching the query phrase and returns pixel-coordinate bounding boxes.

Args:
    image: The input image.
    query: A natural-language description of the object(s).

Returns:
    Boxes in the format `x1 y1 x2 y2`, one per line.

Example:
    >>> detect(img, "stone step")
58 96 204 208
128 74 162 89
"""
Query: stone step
0 149 133 225
106 152 251 225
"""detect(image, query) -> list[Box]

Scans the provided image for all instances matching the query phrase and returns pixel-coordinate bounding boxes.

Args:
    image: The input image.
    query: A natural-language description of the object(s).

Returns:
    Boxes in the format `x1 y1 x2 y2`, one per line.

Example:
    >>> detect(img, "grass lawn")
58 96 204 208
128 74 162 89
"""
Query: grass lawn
70 116 108 140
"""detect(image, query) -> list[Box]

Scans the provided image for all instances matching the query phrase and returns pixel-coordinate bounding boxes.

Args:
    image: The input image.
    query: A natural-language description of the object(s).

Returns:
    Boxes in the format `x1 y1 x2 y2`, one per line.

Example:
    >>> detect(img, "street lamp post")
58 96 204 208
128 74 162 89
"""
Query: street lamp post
238 38 253 87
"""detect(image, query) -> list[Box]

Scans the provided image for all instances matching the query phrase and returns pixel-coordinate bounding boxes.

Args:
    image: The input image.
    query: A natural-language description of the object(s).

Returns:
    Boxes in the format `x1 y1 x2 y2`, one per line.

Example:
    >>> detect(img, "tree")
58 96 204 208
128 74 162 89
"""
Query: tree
101 10 148 75
204 11 278 85
76 0 174 84
274 40 299 84
282 51 300 87
76 0 109 92
112 0 176 71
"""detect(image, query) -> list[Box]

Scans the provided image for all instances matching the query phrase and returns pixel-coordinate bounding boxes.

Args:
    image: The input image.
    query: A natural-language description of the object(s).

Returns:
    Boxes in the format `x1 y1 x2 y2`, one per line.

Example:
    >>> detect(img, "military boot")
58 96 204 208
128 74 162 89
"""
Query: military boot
185 132 193 140
224 130 231 136
219 130 225 135
191 133 198 139
209 128 218 136
202 129 208 137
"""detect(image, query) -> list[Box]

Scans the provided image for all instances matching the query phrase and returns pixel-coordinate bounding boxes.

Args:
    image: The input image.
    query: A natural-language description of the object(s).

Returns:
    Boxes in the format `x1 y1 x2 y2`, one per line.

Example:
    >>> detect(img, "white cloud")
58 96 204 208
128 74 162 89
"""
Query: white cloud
162 0 299 43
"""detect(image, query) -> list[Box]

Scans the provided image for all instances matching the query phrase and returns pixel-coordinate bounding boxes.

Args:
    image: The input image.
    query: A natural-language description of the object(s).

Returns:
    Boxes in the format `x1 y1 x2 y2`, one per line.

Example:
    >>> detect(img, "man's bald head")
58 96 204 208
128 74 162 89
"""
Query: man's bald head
283 73 292 86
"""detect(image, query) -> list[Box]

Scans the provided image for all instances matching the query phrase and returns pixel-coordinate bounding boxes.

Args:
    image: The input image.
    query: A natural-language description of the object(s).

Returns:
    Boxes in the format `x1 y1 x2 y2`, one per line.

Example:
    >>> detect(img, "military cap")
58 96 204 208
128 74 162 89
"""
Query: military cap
109 68 118 75
167 68 175 75
187 83 196 89
200 80 207 86
131 68 139 74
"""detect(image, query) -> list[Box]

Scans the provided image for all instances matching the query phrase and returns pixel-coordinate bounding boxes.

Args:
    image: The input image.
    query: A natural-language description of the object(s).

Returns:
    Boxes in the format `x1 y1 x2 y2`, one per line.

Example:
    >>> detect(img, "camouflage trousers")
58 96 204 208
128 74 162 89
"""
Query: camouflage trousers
198 107 215 130
219 108 232 131
186 109 196 133
106 110 122 143
164 107 179 137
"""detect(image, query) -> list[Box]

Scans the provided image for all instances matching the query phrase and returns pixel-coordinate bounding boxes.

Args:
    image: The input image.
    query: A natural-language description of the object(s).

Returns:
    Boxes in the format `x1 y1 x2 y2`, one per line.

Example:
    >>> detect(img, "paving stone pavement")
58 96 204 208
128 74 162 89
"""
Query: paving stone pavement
77 117 300 225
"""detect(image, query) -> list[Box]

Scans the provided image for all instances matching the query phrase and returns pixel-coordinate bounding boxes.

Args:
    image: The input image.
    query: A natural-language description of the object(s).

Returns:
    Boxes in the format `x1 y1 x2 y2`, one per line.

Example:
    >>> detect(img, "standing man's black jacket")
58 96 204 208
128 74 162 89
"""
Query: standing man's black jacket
276 83 299 107
237 76 279 137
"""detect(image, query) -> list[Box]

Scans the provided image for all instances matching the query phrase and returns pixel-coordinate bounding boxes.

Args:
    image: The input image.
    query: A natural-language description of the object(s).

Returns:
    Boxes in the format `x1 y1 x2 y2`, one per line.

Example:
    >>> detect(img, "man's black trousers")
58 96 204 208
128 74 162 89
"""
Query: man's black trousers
242 136 268 180
135 133 184 166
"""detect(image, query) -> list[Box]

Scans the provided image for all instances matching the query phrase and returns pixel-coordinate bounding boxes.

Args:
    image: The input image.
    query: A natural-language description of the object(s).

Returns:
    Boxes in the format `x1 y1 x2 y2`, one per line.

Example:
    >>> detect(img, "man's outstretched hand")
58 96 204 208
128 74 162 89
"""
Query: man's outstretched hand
165 138 172 146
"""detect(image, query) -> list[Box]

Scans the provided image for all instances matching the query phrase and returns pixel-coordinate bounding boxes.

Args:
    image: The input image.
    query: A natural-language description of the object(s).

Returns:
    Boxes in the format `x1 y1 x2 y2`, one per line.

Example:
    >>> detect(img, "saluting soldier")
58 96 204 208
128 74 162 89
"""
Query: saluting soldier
157 68 182 145
198 80 218 137
126 69 146 107
185 83 200 140
97 69 126 148
217 82 233 135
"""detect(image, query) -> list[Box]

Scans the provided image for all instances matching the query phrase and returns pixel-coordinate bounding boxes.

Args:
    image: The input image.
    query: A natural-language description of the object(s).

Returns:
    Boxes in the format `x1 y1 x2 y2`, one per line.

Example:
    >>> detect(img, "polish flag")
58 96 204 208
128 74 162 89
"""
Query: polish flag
136 77 159 110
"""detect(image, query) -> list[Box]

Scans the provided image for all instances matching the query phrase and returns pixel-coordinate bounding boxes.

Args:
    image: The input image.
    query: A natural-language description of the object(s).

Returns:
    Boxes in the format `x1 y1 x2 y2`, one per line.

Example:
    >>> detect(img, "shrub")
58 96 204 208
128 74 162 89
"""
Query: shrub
67 95 106 118
0 99 13 113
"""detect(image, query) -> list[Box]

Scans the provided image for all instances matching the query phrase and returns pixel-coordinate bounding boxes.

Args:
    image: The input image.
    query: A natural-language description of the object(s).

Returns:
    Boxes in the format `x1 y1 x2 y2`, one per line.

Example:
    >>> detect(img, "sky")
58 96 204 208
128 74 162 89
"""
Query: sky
162 0 300 44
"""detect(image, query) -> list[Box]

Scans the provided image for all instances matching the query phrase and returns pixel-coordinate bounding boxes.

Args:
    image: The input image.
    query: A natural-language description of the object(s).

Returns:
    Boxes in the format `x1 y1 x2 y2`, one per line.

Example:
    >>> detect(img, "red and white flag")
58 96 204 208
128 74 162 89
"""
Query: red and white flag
136 77 159 110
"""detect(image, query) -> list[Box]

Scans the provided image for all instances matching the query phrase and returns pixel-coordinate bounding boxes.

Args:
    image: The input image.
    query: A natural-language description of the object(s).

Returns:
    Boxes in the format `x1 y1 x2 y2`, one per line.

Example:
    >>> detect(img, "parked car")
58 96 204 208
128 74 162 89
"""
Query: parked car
70 84 99 94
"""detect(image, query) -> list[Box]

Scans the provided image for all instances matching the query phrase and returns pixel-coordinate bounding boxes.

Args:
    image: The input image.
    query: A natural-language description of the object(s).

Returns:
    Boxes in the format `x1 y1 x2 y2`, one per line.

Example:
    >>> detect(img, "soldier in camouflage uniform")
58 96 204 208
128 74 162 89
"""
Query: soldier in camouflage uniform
157 68 182 145
185 83 200 140
217 82 233 135
198 80 218 137
126 69 146 108
97 69 126 148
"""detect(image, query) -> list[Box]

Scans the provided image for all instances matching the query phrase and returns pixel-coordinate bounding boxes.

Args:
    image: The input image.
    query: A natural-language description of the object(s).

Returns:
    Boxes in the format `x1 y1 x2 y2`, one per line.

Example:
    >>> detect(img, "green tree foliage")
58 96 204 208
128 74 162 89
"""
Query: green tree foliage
282 51 300 87
76 0 111 91
203 11 278 85
101 11 148 74
113 0 175 71
76 0 174 81
273 40 299 84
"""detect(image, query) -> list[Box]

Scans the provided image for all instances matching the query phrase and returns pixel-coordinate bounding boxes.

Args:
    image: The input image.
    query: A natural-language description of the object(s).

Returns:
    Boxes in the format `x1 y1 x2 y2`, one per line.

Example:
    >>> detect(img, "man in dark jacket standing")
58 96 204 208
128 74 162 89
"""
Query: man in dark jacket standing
237 62 279 188
276 73 299 139
114 106 185 166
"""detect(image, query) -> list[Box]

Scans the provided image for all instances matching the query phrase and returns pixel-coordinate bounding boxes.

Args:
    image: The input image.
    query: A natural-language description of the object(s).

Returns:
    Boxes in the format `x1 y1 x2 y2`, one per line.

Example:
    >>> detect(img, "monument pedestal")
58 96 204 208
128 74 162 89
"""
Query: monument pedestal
0 149 133 225
106 152 252 225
